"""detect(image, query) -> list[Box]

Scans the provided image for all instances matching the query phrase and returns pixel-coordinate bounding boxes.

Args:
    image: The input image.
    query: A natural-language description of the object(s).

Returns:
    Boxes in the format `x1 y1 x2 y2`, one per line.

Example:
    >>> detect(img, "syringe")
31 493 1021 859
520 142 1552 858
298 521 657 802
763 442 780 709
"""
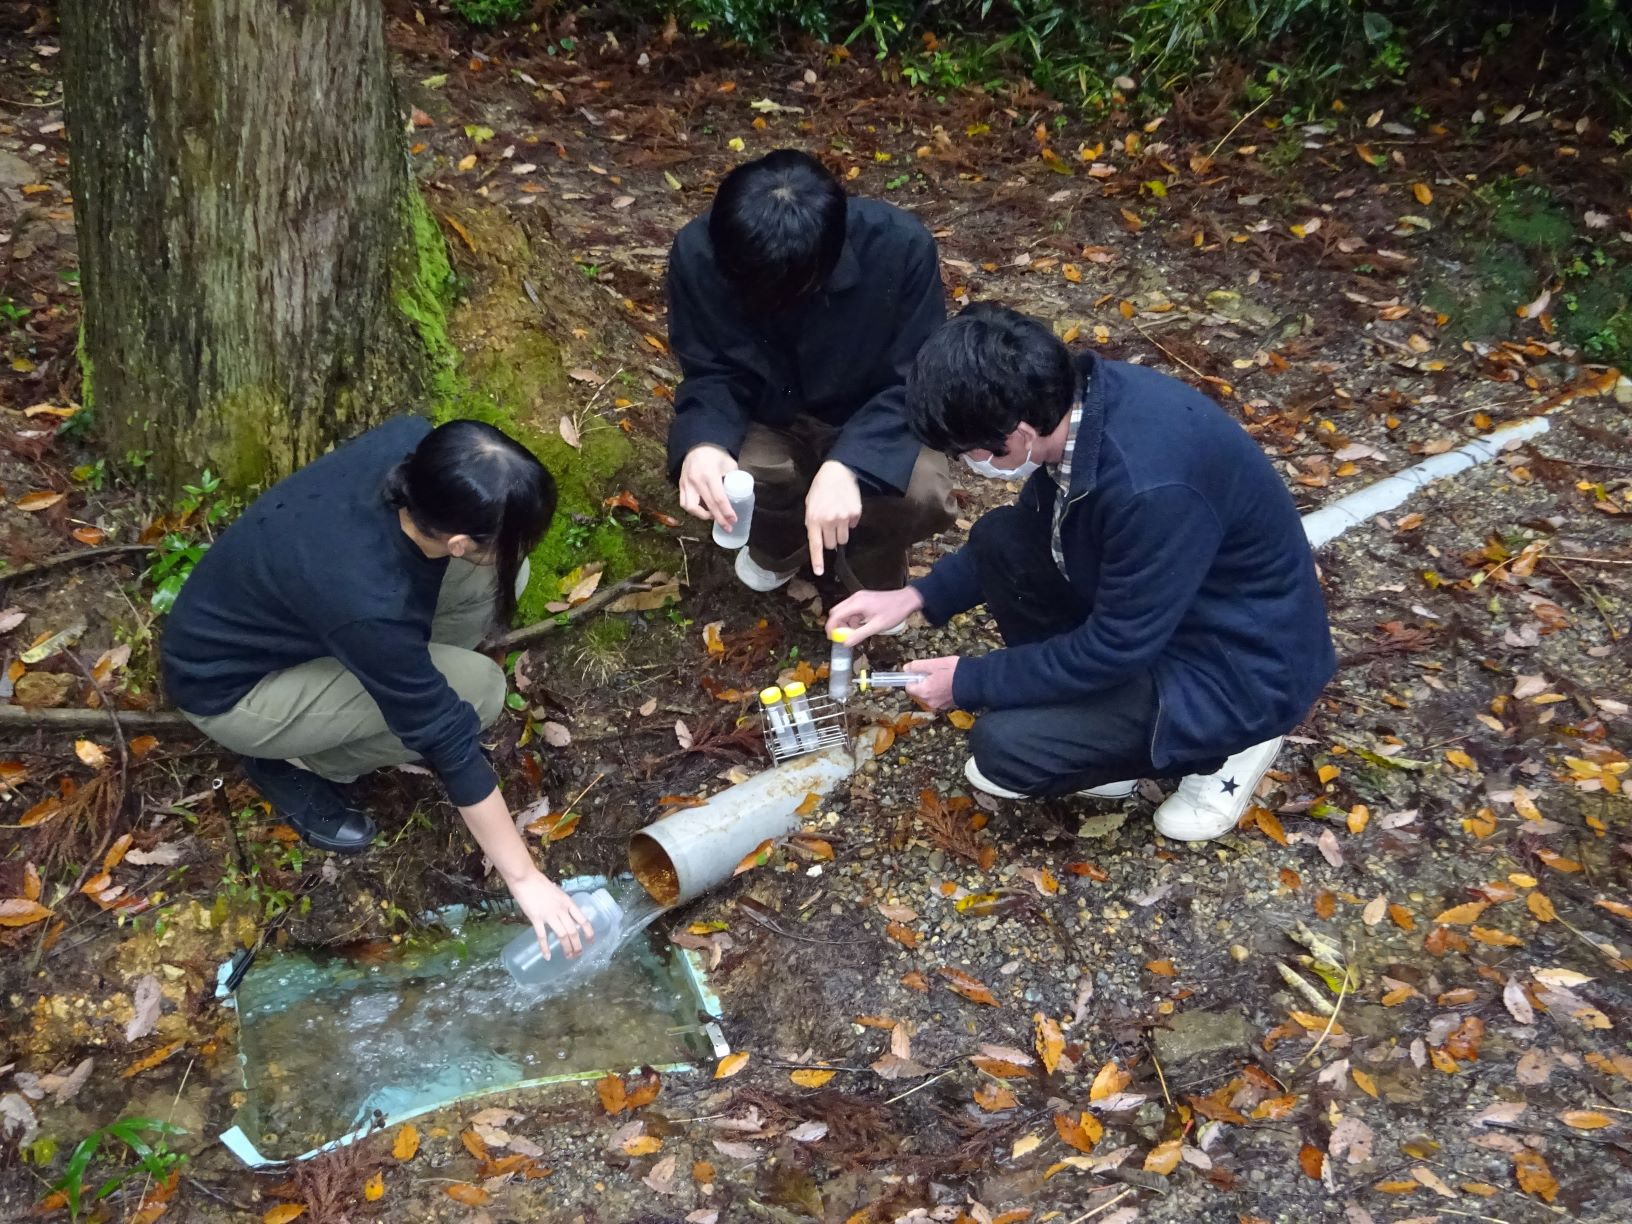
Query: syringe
856 669 927 692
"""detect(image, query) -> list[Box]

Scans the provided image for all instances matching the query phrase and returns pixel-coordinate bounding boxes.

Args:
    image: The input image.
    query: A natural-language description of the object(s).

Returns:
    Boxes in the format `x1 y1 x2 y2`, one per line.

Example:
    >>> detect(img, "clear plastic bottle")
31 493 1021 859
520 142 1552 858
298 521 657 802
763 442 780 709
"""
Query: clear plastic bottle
782 680 820 751
501 886 622 988
712 470 756 549
760 685 799 757
828 629 854 703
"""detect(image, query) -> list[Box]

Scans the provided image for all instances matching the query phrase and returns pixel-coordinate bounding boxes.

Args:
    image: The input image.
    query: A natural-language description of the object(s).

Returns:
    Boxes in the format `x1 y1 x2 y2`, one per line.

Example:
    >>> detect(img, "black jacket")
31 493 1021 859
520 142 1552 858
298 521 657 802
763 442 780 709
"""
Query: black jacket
664 197 945 495
161 417 498 807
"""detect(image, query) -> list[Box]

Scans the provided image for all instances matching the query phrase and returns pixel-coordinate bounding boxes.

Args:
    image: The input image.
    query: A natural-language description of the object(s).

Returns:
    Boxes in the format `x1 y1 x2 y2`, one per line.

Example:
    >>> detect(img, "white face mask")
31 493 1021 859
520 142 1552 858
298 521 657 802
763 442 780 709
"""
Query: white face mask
963 445 1039 482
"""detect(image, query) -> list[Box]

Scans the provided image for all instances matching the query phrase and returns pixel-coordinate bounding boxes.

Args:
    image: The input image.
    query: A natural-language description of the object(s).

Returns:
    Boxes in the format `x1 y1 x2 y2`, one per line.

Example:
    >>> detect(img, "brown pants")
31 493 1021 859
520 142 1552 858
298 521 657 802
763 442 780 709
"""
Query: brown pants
737 418 956 590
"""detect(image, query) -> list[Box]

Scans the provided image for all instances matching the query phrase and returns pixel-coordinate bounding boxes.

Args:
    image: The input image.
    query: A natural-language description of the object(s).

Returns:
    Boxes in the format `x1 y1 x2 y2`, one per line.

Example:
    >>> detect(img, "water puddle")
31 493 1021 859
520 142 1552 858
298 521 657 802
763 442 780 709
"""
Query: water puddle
224 878 720 1162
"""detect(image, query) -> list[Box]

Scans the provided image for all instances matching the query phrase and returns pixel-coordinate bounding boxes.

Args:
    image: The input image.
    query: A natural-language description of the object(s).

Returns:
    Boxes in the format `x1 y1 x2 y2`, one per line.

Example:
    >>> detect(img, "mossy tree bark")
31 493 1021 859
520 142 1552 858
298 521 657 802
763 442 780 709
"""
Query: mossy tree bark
60 0 437 491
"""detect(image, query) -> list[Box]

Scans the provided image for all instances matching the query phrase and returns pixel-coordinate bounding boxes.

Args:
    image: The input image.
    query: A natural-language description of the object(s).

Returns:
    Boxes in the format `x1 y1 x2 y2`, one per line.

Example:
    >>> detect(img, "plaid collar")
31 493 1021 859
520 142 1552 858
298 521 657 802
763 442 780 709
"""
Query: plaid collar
1050 393 1085 492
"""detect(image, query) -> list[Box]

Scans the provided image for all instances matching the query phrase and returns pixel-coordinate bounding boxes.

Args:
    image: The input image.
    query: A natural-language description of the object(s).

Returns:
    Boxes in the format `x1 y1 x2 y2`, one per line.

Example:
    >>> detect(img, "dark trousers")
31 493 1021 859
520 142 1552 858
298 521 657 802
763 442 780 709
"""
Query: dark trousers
964 504 1223 798
737 417 956 591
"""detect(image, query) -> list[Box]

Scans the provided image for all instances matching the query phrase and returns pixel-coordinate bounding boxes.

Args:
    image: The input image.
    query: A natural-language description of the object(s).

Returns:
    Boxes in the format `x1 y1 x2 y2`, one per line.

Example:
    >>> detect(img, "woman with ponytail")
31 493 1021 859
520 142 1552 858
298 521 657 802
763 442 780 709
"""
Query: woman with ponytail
161 416 595 960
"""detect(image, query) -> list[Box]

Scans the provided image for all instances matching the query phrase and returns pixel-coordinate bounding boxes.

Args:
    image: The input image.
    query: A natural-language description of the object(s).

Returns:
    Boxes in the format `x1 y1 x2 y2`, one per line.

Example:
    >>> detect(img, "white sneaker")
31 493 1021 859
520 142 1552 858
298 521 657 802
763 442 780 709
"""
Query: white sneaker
735 549 796 592
1154 736 1283 842
964 758 1137 801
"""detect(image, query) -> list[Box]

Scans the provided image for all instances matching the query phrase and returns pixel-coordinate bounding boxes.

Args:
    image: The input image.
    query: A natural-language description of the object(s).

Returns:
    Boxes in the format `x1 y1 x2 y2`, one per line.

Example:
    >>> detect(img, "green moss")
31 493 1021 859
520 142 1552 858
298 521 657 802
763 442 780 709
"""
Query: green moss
1482 181 1574 253
216 385 284 489
1422 249 1536 342
75 321 92 411
394 188 461 409
584 615 629 649
399 188 681 622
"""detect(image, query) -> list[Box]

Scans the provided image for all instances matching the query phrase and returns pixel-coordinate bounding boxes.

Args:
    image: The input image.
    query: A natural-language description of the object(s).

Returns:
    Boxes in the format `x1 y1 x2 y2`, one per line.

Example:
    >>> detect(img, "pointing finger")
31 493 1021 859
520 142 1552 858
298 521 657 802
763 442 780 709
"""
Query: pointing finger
808 517 826 577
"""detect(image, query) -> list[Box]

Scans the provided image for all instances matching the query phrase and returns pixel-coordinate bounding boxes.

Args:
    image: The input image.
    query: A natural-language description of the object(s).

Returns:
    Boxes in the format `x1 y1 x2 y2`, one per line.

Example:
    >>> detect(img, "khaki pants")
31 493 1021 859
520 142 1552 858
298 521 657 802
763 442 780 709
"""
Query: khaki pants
738 418 956 590
184 558 518 782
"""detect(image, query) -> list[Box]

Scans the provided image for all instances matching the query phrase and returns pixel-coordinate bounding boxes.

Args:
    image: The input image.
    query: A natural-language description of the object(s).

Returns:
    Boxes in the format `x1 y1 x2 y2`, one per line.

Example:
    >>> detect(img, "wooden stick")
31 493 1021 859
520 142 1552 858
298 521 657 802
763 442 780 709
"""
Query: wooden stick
2 569 661 727
1066 1188 1137 1224
495 570 658 649
0 704 192 730
0 544 152 590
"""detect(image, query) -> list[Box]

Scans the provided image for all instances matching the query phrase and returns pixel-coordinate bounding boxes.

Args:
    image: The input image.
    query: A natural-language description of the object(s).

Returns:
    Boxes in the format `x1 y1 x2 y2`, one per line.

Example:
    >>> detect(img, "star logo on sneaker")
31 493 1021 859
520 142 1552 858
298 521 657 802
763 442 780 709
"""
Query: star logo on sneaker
1220 777 1238 796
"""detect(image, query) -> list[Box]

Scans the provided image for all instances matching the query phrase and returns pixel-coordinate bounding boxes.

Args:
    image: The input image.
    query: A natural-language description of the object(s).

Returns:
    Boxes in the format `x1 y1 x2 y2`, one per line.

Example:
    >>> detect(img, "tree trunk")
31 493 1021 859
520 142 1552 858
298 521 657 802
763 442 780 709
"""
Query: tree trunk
60 0 435 491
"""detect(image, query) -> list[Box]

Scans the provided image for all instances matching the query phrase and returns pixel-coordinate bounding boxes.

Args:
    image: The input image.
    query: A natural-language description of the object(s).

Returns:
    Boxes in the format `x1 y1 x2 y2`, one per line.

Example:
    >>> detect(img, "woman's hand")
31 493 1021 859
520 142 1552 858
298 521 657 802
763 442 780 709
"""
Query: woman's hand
508 870 595 960
454 788 595 961
805 460 862 577
677 445 740 527
826 586 924 646
904 655 960 711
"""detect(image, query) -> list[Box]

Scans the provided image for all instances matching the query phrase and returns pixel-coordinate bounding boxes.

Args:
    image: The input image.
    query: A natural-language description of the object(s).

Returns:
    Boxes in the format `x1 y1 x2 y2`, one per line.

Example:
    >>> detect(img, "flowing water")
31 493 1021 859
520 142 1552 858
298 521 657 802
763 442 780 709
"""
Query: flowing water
231 880 699 1159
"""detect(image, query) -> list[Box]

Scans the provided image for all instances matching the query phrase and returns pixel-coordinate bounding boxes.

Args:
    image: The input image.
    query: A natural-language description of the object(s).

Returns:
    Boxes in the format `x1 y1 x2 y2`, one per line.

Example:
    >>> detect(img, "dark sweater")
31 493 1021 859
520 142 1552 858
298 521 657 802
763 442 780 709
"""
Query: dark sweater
160 416 498 806
914 353 1335 771
665 196 945 495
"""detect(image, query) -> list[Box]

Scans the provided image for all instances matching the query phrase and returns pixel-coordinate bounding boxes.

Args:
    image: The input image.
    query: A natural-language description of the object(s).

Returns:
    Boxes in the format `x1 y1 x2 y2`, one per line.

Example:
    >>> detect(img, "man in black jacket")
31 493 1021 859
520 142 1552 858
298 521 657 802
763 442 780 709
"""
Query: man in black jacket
666 150 955 593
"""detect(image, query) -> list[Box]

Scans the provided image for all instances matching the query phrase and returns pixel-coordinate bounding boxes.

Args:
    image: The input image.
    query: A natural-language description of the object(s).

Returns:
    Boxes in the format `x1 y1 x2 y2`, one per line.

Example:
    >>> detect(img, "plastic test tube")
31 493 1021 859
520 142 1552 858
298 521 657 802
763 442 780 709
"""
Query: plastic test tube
782 680 820 751
760 685 799 757
828 629 854 703
712 470 755 549
857 670 927 691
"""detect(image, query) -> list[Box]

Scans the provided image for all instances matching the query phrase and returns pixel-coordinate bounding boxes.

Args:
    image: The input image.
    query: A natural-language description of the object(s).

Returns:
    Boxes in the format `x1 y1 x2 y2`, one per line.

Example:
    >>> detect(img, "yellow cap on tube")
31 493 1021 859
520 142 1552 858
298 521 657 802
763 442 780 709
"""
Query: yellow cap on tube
783 680 808 698
759 686 784 706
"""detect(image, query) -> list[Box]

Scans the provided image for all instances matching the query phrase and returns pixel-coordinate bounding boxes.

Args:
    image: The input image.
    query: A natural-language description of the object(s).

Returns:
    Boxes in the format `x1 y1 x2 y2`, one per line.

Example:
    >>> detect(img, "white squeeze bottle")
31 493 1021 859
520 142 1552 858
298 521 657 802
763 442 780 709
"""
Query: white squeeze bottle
502 886 622 988
712 470 755 549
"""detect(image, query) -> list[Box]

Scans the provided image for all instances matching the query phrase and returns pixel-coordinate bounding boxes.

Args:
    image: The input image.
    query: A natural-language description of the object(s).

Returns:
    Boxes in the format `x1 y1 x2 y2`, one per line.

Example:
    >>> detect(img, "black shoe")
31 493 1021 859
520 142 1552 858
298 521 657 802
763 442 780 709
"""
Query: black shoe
239 757 378 854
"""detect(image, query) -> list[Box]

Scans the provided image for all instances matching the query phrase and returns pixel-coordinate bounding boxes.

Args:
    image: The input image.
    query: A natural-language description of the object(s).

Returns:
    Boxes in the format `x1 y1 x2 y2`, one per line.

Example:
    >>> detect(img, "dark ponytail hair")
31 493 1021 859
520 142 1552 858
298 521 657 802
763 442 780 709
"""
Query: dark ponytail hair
384 419 556 626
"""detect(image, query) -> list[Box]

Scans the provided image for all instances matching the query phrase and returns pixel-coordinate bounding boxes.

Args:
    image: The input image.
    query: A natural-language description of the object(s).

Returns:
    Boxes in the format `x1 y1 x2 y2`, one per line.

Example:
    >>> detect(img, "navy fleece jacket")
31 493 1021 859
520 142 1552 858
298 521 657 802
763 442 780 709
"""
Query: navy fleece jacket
161 417 498 806
913 352 1335 771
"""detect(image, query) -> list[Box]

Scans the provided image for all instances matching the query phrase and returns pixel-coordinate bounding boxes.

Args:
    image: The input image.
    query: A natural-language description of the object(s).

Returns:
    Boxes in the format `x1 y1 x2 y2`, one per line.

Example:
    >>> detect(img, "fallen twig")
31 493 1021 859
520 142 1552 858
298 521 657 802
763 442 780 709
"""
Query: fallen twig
884 1068 955 1105
1542 558 1622 642
0 704 192 730
735 898 865 946
1066 1187 1137 1224
495 569 658 649
1206 95 1274 159
1291 961 1351 1072
0 543 152 590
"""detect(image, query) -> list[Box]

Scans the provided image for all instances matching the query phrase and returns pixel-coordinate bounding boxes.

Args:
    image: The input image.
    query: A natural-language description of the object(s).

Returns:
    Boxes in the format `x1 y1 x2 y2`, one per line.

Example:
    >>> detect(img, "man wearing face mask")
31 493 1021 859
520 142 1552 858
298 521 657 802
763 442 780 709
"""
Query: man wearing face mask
827 304 1335 841
666 149 957 594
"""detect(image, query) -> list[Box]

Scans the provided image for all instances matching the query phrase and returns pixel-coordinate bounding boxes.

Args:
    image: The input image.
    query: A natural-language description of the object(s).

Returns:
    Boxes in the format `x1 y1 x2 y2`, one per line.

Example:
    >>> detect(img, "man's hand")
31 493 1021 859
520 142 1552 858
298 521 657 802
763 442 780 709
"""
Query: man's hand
805 460 862 578
508 870 595 961
827 586 923 646
904 655 960 711
677 445 739 527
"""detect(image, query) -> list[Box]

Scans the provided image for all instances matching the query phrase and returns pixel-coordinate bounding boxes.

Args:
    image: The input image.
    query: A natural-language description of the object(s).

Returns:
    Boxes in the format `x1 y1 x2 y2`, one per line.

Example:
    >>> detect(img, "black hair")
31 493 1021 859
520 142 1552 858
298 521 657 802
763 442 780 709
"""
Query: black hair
708 149 847 313
385 419 556 627
906 303 1077 456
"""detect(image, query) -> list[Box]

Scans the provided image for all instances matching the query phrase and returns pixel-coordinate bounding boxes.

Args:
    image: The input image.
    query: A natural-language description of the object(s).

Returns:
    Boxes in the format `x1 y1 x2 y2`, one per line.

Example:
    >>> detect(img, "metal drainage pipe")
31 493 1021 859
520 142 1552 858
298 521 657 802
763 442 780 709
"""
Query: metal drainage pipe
629 728 880 906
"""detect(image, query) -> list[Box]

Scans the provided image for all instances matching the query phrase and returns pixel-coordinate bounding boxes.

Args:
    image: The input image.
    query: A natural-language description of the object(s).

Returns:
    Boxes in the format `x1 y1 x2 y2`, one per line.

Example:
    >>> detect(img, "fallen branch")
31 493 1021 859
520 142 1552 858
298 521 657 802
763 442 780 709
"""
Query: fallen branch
495 569 658 649
0 705 192 730
0 568 662 727
0 543 152 590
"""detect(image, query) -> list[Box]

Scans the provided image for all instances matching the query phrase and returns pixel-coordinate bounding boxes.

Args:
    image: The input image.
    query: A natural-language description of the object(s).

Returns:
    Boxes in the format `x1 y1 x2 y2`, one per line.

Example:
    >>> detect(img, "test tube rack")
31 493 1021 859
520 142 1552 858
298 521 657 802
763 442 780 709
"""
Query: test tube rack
762 692 850 765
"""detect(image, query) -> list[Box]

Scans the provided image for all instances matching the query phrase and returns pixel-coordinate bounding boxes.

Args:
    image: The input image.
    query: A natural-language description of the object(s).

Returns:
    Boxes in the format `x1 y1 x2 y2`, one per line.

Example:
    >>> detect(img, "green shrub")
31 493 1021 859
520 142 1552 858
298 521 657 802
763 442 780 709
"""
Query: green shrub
619 1 1626 109
451 0 531 28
